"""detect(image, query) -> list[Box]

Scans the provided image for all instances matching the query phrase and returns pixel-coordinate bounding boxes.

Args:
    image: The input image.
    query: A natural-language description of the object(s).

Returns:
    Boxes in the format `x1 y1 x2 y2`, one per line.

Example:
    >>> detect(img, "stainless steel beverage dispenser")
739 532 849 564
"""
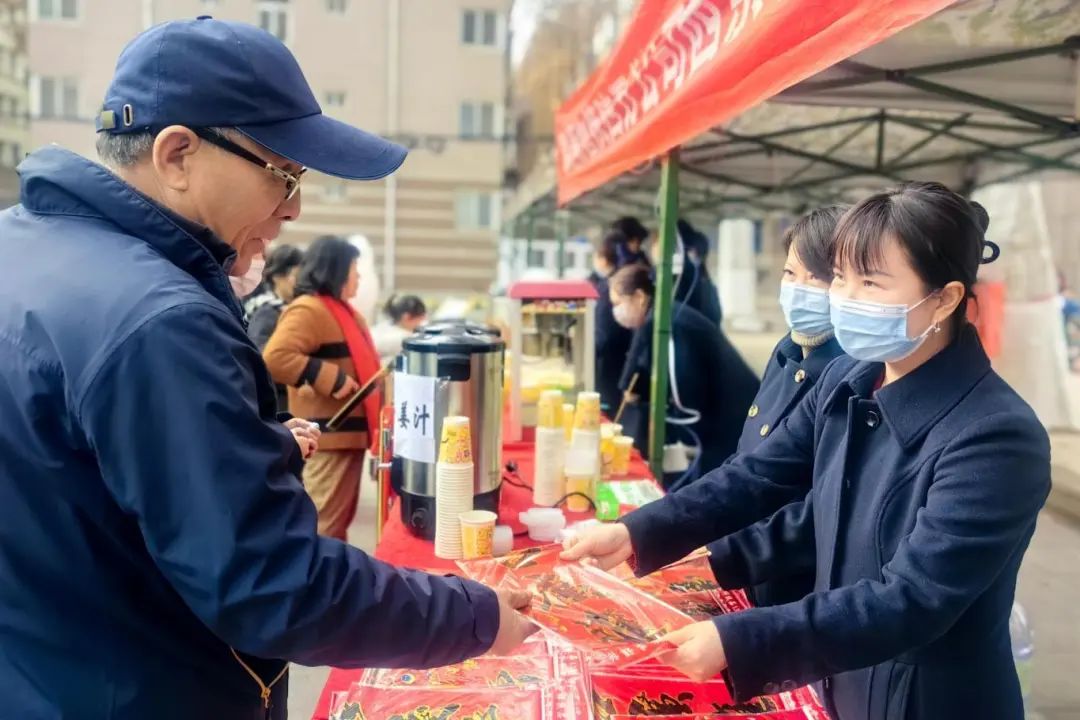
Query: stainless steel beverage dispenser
390 323 504 540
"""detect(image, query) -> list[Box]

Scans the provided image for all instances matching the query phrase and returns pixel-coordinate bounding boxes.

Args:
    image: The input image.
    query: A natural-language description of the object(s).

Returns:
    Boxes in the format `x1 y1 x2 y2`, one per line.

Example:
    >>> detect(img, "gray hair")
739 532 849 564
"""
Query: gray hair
95 126 234 168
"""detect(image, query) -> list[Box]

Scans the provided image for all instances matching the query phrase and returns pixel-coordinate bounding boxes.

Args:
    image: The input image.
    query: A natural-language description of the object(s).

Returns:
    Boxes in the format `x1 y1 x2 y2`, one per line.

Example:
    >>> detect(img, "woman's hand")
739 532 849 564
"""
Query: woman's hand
560 523 633 570
659 621 729 683
332 375 361 400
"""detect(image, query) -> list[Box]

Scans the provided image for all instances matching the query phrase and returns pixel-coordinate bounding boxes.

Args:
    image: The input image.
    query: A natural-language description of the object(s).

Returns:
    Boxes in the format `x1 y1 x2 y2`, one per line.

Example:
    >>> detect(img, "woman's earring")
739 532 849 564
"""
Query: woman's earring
933 323 942 334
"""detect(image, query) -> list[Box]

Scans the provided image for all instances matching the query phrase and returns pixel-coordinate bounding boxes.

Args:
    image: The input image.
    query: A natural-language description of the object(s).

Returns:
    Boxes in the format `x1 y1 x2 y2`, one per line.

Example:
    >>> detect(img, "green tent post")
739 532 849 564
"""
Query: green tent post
525 211 535 271
649 151 679 480
556 209 569 278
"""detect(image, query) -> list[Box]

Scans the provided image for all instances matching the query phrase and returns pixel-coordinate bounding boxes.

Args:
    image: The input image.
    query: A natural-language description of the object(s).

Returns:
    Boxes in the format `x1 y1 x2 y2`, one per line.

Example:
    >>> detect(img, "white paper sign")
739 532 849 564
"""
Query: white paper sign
393 372 437 463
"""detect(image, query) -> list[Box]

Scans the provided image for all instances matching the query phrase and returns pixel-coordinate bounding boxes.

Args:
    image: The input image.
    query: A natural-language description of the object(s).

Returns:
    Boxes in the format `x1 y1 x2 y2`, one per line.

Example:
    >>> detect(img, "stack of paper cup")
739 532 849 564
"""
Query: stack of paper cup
565 396 601 512
612 435 634 476
562 402 576 442
435 416 475 559
573 391 601 432
600 422 621 477
534 389 567 506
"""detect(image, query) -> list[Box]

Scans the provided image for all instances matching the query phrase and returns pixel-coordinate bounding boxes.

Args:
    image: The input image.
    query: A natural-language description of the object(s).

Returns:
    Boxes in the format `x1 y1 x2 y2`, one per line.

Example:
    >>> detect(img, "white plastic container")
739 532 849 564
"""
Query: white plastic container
518 508 567 542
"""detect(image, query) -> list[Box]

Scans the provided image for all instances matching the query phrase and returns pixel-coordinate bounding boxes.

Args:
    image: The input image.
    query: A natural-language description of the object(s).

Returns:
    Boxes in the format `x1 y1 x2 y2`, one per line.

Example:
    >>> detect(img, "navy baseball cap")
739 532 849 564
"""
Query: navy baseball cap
96 16 406 180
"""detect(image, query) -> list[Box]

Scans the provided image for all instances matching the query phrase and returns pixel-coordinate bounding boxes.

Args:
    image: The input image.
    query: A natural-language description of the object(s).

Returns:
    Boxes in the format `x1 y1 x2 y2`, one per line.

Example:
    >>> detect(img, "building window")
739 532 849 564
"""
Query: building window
257 1 291 43
324 182 347 202
10 143 22 167
459 101 496 139
201 0 220 8
455 191 496 231
462 9 499 47
326 0 347 13
35 0 78 20
324 91 346 108
34 76 79 120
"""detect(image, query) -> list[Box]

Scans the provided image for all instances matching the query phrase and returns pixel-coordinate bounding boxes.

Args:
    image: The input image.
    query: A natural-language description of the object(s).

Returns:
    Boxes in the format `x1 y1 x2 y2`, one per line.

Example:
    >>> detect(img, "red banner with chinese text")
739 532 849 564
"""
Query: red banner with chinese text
555 0 956 205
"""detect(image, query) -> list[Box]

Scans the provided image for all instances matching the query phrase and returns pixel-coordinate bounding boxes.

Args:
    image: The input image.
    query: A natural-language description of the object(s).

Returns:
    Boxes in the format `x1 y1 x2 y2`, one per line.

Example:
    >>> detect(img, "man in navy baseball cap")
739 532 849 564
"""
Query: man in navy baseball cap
94 15 408 288
0 18 533 719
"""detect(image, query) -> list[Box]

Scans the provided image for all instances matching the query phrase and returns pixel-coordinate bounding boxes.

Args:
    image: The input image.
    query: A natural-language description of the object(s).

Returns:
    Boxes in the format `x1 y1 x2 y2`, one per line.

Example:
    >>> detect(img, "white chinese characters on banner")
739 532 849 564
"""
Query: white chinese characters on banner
393 372 437 463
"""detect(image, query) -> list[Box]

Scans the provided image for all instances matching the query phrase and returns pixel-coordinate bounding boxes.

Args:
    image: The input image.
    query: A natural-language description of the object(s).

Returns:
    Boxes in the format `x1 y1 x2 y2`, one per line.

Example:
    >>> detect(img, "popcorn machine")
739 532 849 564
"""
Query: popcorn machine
501 280 598 441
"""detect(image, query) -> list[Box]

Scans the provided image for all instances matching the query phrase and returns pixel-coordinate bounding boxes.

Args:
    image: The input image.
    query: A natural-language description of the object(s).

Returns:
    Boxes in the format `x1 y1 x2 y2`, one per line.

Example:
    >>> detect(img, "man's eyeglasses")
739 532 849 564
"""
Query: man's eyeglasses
193 128 307 201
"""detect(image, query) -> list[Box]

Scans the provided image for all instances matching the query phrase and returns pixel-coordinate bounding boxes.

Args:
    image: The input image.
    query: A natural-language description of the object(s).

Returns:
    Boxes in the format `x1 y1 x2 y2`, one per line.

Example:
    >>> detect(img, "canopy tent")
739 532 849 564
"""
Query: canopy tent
535 0 1080 476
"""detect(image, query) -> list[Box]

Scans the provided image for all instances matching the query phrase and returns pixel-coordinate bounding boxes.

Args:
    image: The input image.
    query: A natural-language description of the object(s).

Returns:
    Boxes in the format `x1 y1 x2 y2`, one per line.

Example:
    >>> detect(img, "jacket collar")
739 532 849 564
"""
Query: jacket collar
824 325 991 448
17 146 242 316
774 334 844 380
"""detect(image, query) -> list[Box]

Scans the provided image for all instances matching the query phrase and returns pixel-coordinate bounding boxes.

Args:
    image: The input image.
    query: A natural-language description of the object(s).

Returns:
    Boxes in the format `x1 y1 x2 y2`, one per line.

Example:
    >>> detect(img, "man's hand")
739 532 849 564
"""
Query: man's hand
659 621 728 683
488 589 537 656
285 418 321 459
560 523 633 570
332 375 361 400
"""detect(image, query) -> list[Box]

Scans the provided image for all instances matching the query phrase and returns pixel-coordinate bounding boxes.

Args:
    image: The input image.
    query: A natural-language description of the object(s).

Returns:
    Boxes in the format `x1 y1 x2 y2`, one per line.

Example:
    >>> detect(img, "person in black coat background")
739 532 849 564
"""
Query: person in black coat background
589 230 635 415
611 216 653 267
611 264 759 488
669 218 723 326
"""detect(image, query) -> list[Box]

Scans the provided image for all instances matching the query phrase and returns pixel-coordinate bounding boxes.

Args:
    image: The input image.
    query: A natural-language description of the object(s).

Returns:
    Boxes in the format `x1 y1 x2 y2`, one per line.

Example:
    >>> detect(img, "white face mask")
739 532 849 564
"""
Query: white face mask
229 256 265 298
613 302 643 329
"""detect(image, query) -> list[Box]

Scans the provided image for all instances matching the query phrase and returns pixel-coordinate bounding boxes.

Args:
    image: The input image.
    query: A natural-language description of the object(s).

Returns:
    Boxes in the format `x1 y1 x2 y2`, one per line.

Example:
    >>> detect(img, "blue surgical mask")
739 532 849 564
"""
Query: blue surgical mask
779 283 832 336
830 293 938 362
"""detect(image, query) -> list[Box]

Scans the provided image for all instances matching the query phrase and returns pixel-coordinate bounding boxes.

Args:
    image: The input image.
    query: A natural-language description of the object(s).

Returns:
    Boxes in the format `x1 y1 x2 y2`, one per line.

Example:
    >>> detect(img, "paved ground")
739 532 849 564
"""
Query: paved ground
286 330 1080 719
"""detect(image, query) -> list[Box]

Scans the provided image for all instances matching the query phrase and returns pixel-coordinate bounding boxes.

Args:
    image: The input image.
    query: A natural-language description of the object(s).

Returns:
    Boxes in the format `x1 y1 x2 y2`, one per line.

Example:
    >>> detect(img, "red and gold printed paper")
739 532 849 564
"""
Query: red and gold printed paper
525 563 694 665
591 671 829 719
329 685 546 720
627 553 751 621
456 544 566 592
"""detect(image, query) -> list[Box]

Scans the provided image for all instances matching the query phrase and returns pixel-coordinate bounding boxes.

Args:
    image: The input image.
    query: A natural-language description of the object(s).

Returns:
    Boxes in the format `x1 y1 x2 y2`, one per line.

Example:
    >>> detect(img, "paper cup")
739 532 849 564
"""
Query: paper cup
533 427 567 506
562 403 575 441
459 510 497 559
564 473 594 513
492 525 514 557
438 416 473 464
612 436 633 476
537 389 564 429
573 392 601 431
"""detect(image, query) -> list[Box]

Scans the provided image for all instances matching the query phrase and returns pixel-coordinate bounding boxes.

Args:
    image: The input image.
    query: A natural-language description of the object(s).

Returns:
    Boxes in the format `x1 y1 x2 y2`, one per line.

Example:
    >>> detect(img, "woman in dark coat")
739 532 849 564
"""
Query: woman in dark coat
611 264 759 488
588 230 635 415
707 205 848 607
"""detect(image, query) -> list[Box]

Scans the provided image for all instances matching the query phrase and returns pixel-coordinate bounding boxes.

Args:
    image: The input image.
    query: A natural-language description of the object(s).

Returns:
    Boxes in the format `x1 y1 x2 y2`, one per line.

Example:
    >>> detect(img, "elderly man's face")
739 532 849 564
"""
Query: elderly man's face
149 127 303 277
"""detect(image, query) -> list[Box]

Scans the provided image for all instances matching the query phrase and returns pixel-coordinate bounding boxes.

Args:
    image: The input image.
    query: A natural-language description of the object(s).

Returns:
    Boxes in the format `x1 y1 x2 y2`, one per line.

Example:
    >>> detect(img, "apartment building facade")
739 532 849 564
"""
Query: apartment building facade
28 0 509 293
0 0 28 207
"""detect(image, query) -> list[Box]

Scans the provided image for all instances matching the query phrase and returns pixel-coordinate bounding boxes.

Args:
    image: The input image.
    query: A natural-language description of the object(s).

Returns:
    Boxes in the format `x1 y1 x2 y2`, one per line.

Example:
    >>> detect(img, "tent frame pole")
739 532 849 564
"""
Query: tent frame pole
649 150 680 481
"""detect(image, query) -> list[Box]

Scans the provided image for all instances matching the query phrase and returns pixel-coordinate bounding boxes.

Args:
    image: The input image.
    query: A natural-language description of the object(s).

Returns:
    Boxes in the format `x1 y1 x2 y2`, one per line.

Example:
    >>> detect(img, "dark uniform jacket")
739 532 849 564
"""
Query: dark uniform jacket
623 326 1049 720
0 147 499 719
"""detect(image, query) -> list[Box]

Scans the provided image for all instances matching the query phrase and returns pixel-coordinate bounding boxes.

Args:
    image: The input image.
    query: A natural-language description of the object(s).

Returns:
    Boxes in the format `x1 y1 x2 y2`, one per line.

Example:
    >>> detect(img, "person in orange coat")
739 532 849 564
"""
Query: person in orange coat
264 235 382 540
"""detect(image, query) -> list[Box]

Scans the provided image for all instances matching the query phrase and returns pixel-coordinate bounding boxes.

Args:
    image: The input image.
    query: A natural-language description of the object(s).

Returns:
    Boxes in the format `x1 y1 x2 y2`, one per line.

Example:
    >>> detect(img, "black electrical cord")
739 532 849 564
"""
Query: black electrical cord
504 462 596 511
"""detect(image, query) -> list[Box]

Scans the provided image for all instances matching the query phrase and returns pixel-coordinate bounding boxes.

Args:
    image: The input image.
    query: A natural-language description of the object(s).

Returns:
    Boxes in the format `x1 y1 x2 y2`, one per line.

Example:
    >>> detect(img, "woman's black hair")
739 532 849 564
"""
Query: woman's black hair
833 182 995 325
782 205 848 281
597 230 624 270
262 244 304 283
676 218 709 260
612 216 650 242
294 235 360 299
611 263 656 301
385 294 427 323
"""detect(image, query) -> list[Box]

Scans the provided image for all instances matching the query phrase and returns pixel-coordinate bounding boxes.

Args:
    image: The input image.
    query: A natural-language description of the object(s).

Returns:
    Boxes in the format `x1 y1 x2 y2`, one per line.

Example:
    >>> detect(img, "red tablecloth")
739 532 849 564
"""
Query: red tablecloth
310 439 652 719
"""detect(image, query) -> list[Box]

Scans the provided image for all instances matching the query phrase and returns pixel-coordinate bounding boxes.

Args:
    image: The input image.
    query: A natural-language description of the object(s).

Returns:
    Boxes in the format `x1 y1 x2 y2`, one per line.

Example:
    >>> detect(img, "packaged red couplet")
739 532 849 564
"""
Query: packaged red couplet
590 671 736 716
605 713 821 720
525 563 693 665
361 656 553 689
628 554 751 620
330 684 547 720
457 544 566 591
